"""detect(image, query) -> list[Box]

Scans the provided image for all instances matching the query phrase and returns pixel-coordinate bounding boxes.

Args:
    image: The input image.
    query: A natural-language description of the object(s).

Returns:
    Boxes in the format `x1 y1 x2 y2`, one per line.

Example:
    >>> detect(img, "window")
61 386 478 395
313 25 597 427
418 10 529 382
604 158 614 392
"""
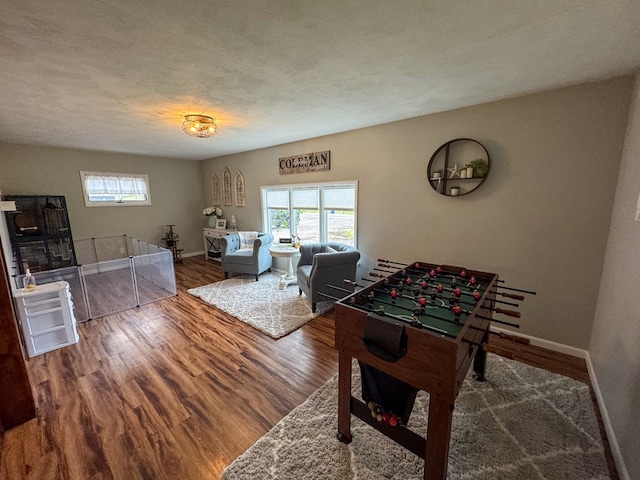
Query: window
80 171 151 207
261 181 357 246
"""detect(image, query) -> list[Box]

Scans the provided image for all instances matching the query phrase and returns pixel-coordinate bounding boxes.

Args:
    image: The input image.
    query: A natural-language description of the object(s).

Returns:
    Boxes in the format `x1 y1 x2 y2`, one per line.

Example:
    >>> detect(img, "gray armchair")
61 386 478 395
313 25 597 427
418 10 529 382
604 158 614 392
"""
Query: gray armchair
297 243 360 312
221 232 274 281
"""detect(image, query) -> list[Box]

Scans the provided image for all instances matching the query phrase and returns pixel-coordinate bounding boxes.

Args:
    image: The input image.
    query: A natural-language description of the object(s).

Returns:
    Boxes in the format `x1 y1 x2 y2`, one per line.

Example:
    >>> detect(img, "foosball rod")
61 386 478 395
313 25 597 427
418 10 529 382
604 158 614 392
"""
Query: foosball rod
362 290 523 331
343 279 366 289
317 292 342 301
372 287 477 309
351 301 457 338
371 288 520 320
477 314 520 329
495 281 537 295
326 284 355 294
361 296 506 350
468 325 530 345
377 258 407 265
379 259 467 278
360 295 467 332
371 274 521 309
490 285 524 301
378 258 536 297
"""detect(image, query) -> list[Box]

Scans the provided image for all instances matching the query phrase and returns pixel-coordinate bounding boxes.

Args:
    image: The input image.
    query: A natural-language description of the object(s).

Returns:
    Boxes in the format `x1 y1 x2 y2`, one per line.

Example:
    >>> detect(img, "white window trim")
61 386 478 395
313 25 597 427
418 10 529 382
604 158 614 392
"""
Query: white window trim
80 171 151 207
260 180 358 246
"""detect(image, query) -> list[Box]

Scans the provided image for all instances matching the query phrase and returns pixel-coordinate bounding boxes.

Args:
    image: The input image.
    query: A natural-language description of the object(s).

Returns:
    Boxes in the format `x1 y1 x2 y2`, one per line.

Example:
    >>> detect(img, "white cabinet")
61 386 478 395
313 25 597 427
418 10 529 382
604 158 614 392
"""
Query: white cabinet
13 281 79 357
203 228 231 261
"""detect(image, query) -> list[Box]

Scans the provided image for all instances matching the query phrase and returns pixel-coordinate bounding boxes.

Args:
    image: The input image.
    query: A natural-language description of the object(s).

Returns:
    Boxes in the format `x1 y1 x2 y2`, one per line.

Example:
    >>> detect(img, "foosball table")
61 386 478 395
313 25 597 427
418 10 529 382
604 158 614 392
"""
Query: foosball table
334 260 530 480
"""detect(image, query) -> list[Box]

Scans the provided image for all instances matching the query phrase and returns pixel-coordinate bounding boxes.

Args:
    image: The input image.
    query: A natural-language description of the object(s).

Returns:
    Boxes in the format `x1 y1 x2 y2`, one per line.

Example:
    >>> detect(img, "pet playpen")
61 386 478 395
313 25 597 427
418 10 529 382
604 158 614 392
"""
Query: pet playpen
14 235 176 322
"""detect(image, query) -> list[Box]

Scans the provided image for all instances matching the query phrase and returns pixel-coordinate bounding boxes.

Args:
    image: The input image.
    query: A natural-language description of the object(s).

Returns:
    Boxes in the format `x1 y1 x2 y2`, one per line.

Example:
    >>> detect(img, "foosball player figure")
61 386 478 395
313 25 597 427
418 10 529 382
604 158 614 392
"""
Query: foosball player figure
406 276 412 287
469 276 477 287
451 276 458 287
448 292 457 306
397 280 404 292
437 284 444 297
460 269 467 279
452 305 463 323
429 269 437 279
390 289 398 304
421 279 428 291
367 292 375 307
417 297 428 315
382 278 390 290
473 290 482 302
430 288 438 302
411 315 422 328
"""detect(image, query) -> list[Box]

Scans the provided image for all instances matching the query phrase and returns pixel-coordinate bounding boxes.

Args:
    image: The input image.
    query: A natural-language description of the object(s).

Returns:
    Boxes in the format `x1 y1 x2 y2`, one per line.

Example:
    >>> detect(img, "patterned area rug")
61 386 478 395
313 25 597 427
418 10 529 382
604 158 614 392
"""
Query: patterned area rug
187 273 333 338
222 354 610 480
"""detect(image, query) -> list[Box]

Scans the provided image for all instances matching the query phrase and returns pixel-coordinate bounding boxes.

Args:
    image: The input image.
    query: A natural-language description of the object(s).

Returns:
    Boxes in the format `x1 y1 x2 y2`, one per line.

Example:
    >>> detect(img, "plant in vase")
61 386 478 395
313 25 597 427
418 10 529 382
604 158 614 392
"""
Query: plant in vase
203 206 223 227
468 159 489 178
164 230 179 246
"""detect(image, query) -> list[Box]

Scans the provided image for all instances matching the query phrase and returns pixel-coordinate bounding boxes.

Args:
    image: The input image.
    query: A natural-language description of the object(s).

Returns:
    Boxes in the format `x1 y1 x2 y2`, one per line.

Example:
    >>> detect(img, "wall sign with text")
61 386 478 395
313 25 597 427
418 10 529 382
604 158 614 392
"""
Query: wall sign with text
278 151 330 175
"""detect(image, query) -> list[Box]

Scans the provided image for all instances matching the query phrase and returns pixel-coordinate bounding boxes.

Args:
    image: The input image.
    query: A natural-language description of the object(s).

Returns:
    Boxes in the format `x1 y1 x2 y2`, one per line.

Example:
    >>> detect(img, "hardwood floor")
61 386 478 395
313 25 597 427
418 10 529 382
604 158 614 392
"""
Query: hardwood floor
0 256 617 479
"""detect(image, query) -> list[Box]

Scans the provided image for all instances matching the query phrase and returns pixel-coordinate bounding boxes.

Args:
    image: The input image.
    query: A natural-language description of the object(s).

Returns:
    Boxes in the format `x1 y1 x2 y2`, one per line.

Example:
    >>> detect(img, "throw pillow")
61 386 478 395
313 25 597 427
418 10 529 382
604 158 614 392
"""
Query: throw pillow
323 245 338 253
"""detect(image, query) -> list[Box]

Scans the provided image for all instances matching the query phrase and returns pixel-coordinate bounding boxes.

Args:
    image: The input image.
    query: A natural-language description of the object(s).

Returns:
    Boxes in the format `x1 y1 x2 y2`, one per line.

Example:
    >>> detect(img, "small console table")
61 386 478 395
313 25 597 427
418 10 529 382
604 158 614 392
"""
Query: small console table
203 228 232 262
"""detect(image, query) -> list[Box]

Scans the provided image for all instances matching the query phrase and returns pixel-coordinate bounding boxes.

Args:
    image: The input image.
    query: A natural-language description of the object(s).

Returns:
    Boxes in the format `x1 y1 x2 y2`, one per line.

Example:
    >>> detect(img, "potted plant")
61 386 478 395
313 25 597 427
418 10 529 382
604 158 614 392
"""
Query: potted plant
164 230 179 246
468 159 489 178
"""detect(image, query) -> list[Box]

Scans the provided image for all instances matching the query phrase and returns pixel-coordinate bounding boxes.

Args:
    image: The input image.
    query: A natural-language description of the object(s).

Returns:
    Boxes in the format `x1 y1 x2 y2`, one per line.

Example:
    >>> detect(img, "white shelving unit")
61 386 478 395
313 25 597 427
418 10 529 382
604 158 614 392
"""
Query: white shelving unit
13 281 78 357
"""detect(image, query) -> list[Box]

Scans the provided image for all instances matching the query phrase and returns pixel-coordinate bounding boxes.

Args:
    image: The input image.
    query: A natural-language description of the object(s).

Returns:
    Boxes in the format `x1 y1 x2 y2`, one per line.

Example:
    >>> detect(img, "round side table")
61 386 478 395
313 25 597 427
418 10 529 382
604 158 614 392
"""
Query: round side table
268 245 301 290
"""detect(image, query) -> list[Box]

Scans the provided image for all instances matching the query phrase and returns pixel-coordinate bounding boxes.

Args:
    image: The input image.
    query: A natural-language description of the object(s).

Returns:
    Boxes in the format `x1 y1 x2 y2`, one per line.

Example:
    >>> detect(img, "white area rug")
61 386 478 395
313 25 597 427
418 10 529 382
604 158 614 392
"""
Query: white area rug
222 354 611 480
187 273 333 338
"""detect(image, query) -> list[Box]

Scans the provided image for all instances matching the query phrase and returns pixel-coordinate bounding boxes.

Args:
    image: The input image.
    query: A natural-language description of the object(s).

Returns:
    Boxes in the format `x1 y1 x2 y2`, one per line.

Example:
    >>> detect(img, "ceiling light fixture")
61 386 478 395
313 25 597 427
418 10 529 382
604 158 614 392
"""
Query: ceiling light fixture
182 114 218 138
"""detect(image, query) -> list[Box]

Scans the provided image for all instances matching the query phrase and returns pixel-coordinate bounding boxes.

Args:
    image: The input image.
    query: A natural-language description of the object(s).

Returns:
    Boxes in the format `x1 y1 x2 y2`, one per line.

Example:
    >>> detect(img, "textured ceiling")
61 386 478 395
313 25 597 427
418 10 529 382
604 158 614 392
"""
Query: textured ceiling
0 1 639 161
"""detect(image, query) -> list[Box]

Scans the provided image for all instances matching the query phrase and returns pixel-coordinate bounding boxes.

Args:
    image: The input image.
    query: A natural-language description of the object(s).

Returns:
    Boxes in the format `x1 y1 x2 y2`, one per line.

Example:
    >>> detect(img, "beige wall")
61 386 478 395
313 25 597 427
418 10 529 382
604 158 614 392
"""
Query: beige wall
0 144 204 255
590 74 640 480
202 76 633 349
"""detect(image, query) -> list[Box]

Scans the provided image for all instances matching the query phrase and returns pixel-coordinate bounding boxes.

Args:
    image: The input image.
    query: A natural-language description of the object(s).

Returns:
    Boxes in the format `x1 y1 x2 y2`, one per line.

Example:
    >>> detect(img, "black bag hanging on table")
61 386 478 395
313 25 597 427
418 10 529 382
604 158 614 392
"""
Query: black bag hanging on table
359 313 419 424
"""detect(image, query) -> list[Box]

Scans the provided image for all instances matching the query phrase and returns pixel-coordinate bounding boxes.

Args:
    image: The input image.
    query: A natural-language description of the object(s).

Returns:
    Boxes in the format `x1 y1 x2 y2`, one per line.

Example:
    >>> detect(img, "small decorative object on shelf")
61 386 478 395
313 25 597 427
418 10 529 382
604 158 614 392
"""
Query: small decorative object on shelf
427 138 491 197
468 158 489 178
23 269 36 290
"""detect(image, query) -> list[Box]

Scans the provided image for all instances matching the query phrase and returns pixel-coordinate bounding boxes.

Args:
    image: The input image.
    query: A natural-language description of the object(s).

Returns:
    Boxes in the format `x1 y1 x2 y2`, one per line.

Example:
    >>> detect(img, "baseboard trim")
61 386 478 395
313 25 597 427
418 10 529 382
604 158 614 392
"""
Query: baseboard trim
183 250 205 258
584 353 631 480
490 326 630 479
491 326 588 358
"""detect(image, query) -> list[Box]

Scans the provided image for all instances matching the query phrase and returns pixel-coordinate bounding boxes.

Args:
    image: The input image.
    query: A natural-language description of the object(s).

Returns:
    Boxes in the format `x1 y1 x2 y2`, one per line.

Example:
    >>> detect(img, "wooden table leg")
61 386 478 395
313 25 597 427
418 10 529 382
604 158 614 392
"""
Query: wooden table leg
424 397 454 480
337 351 352 443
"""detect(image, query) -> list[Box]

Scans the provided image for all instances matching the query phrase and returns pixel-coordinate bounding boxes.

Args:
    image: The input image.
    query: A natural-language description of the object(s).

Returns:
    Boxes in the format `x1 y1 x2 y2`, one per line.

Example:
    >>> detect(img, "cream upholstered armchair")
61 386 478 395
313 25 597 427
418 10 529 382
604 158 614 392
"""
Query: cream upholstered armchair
220 232 274 281
297 242 360 312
